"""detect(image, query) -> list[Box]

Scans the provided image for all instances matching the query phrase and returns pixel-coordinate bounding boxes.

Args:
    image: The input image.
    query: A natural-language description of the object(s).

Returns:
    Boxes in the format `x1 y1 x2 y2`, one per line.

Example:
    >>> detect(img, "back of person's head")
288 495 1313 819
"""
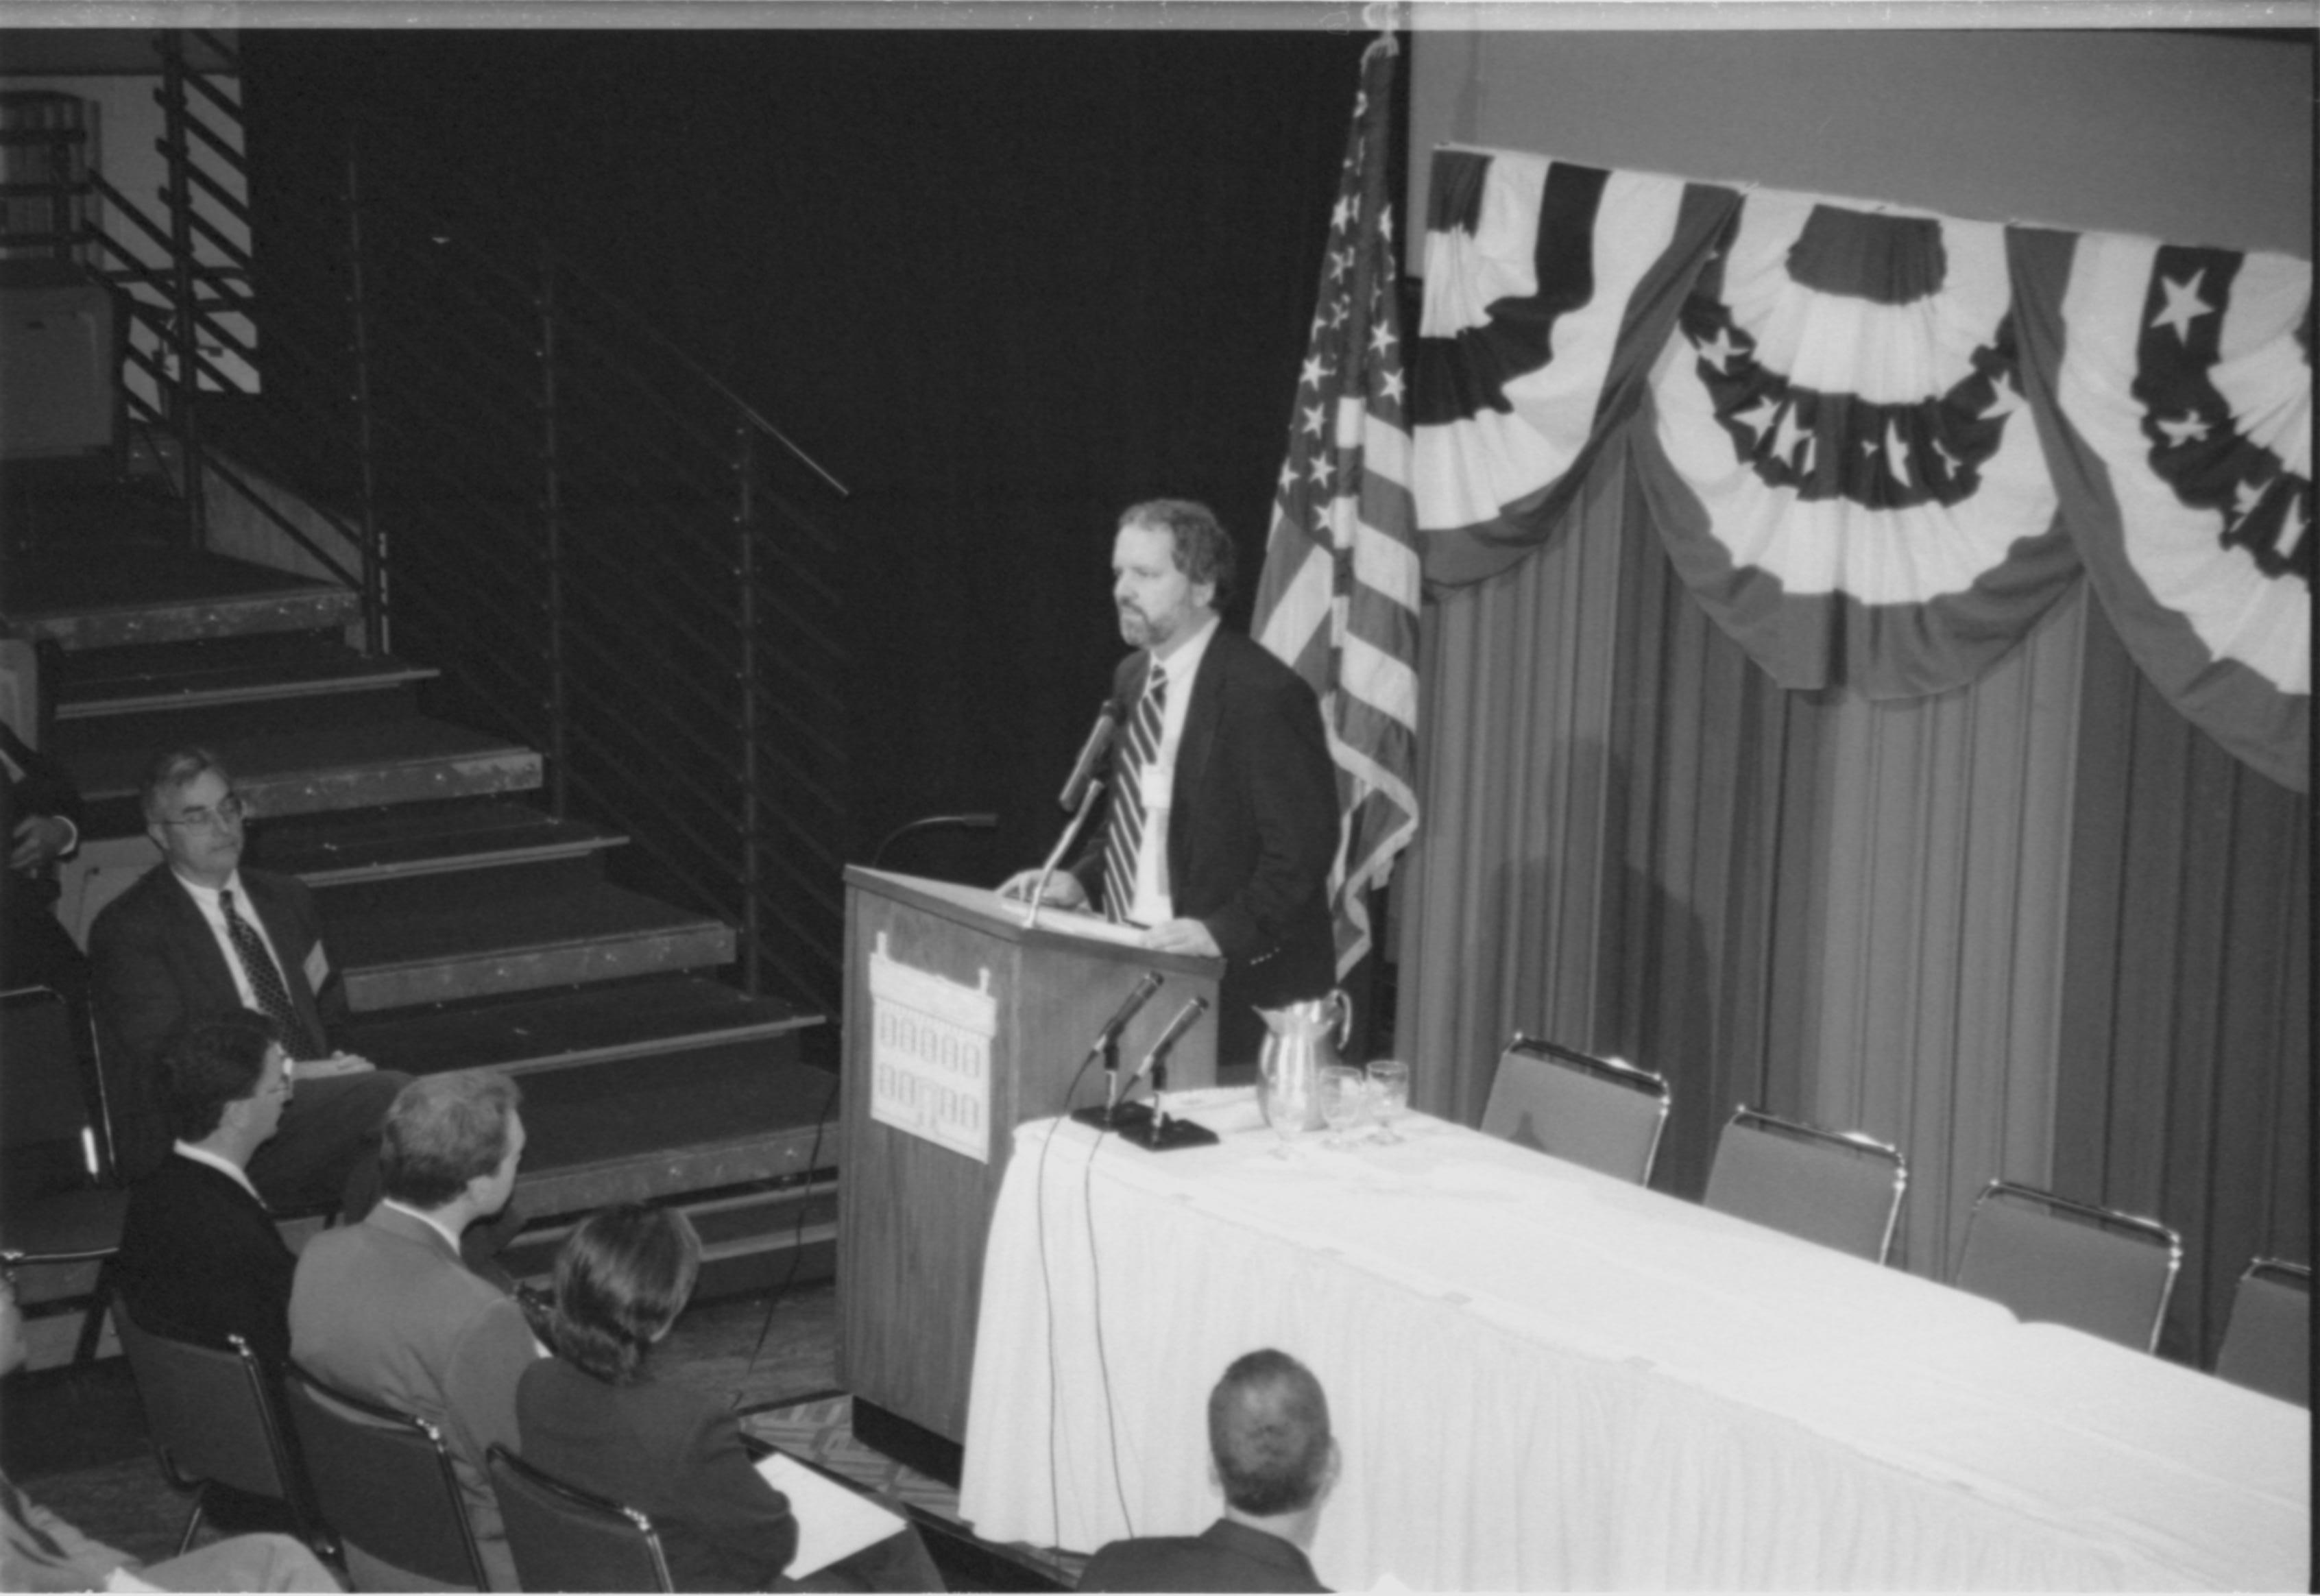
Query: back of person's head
1208 1348 1333 1517
1120 498 1237 609
548 1202 701 1386
140 745 232 825
379 1070 522 1209
160 1011 280 1143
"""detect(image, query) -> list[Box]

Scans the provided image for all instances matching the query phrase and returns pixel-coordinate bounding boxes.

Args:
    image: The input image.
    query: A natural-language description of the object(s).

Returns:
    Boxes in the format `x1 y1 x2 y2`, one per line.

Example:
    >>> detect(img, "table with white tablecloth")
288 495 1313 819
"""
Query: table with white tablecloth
955 1090 2308 1591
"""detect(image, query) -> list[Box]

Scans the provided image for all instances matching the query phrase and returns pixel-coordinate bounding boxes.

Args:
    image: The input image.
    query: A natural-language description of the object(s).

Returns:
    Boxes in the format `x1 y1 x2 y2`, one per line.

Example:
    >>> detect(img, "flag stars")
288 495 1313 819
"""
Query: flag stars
2231 476 2268 523
2155 411 2212 448
2151 268 2214 344
1377 367 1405 405
1301 354 1332 391
1309 453 1338 490
1368 321 1397 358
1302 403 1326 439
1693 326 1745 376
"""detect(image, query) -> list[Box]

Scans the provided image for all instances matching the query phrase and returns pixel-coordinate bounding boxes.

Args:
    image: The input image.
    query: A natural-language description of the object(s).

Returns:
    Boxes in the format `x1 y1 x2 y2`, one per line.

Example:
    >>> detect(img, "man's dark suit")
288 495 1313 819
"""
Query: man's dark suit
1072 627 1340 1068
0 721 86 998
86 862 408 1212
115 1152 296 1372
1079 1518 1329 1593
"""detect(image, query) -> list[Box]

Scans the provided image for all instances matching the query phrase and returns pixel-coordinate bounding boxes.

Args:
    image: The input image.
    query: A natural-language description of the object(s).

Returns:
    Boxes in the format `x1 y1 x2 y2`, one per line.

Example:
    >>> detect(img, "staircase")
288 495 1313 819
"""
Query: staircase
3 500 840 1366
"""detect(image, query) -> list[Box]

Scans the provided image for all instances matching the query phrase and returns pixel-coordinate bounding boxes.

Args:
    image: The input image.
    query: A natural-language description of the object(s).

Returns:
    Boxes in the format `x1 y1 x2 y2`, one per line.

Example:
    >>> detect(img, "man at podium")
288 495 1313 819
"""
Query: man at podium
1005 499 1338 1072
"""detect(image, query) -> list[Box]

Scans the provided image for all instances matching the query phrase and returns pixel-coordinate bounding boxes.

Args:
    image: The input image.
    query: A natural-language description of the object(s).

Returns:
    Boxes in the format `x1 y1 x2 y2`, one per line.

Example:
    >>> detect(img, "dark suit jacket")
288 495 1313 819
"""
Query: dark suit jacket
1073 628 1340 1059
290 1204 539 1592
1080 1518 1329 1593
0 721 86 993
517 1357 797 1593
88 862 342 1180
116 1152 296 1372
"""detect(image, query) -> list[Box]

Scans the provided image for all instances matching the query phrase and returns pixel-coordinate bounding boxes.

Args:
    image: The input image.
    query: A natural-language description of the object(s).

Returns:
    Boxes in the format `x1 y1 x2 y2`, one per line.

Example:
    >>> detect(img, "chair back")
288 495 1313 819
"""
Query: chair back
113 1300 311 1525
1953 1180 2181 1352
487 1444 675 1593
1 985 106 1192
2214 1257 2310 1405
1481 1036 1671 1185
1703 1106 1907 1264
285 1362 489 1591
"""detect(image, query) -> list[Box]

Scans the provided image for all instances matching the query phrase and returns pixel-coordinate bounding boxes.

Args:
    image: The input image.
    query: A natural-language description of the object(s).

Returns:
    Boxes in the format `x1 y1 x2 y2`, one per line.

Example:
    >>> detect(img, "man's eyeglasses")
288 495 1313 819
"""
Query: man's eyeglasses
158 793 247 832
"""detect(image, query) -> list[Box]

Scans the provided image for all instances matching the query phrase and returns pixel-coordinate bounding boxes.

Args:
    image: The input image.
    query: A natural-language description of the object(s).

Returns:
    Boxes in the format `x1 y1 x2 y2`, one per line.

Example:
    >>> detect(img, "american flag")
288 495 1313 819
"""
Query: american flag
1251 36 1422 978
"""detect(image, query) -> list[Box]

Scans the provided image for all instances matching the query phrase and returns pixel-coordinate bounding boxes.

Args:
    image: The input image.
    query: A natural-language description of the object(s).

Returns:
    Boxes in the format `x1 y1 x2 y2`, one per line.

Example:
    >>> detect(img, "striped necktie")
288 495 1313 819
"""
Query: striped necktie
220 888 321 1059
1100 662 1168 923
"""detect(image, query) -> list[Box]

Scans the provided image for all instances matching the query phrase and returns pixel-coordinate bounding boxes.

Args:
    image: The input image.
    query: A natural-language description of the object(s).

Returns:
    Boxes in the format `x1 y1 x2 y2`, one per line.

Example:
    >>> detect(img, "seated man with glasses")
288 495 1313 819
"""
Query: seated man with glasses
87 746 411 1219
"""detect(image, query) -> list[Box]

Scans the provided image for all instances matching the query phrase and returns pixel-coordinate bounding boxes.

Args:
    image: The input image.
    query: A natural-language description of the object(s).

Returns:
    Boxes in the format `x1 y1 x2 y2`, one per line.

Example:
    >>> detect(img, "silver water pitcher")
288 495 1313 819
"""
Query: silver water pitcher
1256 989 1352 1137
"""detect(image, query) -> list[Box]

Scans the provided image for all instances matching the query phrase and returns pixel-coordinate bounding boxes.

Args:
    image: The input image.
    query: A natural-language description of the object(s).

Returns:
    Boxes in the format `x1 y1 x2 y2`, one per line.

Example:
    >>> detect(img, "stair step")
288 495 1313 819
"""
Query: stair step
319 863 736 1010
53 633 438 720
249 797 623 886
509 1050 841 1222
337 973 820 1076
60 702 541 833
1 548 360 649
500 1176 838 1292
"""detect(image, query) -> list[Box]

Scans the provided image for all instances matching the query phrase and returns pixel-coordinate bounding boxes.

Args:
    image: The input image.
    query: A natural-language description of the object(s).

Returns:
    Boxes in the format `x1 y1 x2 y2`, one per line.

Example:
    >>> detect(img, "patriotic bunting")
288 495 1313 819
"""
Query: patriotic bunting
2012 228 2310 789
1408 143 2309 789
1638 195 2081 697
1251 38 1422 978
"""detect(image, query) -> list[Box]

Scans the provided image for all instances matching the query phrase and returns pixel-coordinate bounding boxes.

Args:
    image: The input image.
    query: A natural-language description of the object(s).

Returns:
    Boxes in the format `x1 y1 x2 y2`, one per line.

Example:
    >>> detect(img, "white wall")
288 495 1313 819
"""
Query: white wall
1408 29 2312 259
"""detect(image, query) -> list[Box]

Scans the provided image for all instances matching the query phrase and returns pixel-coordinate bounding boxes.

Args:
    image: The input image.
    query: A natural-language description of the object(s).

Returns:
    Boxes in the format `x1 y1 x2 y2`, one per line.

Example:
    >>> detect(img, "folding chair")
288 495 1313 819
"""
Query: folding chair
284 1363 489 1591
1 985 125 1364
1703 1105 1907 1264
1480 1035 1671 1185
2214 1257 2310 1406
112 1301 316 1553
1952 1179 2182 1353
488 1444 675 1593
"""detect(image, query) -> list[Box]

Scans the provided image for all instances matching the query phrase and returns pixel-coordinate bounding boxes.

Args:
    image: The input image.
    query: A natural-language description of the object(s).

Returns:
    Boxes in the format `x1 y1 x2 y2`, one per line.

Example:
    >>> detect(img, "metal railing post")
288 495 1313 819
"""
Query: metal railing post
734 424 765 998
156 31 207 551
539 243 570 820
343 144 387 655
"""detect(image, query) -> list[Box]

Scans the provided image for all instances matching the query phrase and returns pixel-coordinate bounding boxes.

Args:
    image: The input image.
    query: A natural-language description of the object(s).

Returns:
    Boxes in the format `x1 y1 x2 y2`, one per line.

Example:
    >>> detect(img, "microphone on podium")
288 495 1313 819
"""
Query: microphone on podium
1088 969 1165 1067
1085 993 1220 1152
1127 995 1207 1095
1058 701 1120 813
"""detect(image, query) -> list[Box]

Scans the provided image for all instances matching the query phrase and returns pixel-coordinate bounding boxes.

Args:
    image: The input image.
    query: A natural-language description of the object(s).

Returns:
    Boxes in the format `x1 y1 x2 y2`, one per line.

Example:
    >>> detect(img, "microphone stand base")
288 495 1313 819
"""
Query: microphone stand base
1068 1101 1220 1151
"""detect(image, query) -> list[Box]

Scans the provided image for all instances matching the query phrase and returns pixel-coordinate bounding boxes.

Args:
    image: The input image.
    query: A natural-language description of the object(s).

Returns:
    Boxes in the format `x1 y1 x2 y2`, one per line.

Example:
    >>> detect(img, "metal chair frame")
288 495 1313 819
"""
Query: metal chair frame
112 1300 315 1554
2214 1255 2310 1405
1705 1104 1908 1264
1956 1178 2183 1353
1485 1035 1673 1185
284 1362 490 1592
487 1443 676 1594
2 984 125 1363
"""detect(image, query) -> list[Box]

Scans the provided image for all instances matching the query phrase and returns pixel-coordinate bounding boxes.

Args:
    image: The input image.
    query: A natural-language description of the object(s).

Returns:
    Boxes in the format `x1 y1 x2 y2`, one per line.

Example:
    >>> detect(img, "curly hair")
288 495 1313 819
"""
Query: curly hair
160 1011 280 1143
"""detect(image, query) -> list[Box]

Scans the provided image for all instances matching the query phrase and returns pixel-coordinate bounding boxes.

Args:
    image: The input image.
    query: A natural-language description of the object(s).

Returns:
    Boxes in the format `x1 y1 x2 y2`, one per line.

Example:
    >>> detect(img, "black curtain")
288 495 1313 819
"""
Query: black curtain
239 27 1377 886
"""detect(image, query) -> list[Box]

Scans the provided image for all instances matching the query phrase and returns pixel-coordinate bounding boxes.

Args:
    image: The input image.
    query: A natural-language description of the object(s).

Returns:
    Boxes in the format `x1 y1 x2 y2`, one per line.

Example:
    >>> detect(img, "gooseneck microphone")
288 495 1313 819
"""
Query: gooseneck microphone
1129 996 1208 1091
1058 701 1120 813
1087 969 1165 1064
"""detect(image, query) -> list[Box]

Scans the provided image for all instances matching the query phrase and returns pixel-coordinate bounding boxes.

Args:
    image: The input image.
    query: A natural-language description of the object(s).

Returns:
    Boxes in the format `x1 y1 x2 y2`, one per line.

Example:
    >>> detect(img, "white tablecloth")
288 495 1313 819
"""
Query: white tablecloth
956 1091 2308 1591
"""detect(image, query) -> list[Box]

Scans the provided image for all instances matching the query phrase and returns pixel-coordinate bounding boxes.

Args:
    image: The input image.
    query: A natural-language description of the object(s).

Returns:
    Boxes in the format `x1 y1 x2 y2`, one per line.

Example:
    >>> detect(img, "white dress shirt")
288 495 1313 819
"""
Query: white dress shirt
1125 613 1219 927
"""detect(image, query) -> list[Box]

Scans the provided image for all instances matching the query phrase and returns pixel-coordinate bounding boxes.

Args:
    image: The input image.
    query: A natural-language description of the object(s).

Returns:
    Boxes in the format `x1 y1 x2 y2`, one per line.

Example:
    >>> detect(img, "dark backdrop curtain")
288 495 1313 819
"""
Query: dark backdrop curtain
240 28 1377 890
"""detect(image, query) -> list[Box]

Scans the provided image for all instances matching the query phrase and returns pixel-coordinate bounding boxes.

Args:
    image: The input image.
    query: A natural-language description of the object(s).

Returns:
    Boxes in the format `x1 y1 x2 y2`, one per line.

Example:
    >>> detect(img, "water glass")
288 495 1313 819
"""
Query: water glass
1366 1059 1410 1144
1318 1065 1366 1149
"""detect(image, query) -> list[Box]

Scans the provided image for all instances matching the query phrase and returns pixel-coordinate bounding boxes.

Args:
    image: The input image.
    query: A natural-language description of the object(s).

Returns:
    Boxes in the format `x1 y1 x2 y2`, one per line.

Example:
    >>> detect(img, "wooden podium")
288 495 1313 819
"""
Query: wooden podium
836 867 1222 1473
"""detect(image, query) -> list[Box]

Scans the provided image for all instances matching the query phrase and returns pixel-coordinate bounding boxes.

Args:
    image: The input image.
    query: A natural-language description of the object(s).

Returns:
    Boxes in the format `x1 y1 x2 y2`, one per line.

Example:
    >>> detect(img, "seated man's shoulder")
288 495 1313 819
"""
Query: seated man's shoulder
88 862 176 934
1080 1523 1325 1594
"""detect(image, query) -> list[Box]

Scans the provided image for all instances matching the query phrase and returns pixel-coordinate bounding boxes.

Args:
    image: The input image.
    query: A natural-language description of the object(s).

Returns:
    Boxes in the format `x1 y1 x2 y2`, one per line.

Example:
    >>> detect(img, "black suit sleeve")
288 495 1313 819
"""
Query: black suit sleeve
1195 656 1338 965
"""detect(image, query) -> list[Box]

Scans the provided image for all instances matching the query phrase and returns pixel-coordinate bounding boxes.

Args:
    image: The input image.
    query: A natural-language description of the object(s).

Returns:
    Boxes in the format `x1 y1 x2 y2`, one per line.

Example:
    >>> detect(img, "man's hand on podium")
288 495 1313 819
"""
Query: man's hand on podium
999 869 1089 909
1143 917 1220 958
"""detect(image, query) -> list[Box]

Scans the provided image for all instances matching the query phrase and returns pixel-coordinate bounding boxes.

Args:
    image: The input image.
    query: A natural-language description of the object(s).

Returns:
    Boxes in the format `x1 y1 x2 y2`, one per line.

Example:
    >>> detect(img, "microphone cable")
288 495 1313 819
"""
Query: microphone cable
734 1066 842 1410
1035 1045 1104 1550
1080 1120 1137 1534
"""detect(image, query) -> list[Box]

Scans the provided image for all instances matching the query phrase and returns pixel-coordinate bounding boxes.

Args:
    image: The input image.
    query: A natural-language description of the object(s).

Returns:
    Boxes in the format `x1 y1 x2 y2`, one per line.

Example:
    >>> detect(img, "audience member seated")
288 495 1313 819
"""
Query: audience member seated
115 1012 298 1370
1 718 88 1004
88 745 409 1217
290 1070 538 1591
518 1203 946 1593
1 1269 339 1593
1078 1348 1338 1593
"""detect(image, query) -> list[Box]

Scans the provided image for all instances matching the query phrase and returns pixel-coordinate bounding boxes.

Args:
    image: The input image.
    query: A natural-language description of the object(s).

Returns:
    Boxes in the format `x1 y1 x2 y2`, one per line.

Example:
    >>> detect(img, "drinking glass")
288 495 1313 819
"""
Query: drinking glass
1260 1056 1316 1159
1318 1065 1366 1149
1366 1059 1411 1144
